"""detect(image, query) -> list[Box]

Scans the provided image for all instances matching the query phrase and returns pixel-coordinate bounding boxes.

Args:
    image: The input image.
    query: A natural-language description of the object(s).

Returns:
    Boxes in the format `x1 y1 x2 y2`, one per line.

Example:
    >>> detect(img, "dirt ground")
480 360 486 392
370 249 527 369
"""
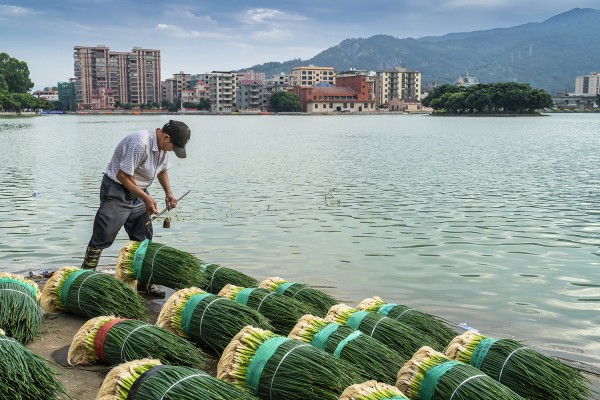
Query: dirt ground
23 273 600 400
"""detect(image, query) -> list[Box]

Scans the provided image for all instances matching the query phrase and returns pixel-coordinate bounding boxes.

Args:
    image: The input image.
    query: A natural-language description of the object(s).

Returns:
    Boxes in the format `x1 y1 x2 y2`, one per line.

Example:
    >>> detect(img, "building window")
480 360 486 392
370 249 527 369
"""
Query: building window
315 104 319 108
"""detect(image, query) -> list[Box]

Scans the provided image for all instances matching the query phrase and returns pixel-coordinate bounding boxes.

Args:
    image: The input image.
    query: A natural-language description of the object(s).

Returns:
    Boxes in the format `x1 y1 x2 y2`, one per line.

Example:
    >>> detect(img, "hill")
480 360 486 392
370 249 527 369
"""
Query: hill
243 8 600 94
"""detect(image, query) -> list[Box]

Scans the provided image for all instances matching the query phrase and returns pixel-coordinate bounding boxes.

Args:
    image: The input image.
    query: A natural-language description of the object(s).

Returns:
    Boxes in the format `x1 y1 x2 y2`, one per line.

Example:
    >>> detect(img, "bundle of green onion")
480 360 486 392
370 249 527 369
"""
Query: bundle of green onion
0 329 69 400
68 315 205 368
289 314 404 385
397 346 524 400
156 287 273 354
260 276 338 317
357 296 458 348
200 262 258 294
326 304 432 362
97 358 258 400
340 380 409 400
0 272 43 344
445 330 592 400
217 326 365 400
40 266 148 320
116 240 205 290
219 284 314 335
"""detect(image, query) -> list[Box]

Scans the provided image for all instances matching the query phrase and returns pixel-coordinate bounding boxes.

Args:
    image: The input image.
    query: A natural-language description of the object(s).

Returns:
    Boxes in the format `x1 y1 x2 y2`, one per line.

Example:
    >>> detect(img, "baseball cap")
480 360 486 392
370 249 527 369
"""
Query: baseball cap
163 120 191 158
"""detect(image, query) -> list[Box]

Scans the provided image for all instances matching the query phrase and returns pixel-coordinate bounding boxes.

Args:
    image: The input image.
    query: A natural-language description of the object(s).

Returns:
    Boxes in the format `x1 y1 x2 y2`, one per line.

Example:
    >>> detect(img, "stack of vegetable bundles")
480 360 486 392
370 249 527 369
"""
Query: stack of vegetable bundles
97 358 259 400
116 240 205 290
357 296 458 346
217 325 366 400
68 315 205 368
260 276 338 317
0 329 69 400
445 330 592 400
219 284 313 334
289 314 404 385
156 287 273 353
40 266 148 320
326 303 432 362
0 272 43 344
397 346 524 400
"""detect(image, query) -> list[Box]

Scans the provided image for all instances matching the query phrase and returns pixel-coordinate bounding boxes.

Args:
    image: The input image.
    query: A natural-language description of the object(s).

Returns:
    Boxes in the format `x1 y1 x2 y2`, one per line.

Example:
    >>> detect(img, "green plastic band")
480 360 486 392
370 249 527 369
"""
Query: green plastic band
346 311 369 330
0 278 37 298
333 330 362 357
234 288 255 306
59 269 88 307
180 293 212 335
310 323 339 350
470 338 499 369
132 239 150 279
378 303 398 316
275 281 295 295
199 263 217 273
245 336 290 394
419 361 461 400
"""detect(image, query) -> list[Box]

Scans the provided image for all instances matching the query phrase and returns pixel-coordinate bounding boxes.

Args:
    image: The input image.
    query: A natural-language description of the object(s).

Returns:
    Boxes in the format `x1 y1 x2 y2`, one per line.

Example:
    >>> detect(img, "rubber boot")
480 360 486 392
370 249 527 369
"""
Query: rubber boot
81 246 102 270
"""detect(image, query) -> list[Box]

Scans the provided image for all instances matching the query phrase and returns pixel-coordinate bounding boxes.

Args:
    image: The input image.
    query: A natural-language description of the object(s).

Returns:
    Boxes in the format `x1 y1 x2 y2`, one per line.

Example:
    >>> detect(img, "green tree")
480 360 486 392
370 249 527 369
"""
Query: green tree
198 98 210 110
161 99 172 109
269 91 302 112
0 53 34 93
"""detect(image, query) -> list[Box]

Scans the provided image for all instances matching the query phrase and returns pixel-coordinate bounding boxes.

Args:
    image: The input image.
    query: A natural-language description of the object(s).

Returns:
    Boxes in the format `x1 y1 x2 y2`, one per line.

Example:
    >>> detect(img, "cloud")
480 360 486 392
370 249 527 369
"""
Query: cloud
0 4 35 17
155 23 231 39
242 8 307 24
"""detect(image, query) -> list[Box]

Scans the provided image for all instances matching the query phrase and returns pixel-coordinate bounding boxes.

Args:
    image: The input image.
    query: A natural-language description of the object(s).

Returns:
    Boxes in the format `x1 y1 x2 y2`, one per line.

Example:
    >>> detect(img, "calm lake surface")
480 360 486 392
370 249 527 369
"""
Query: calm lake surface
1 113 599 366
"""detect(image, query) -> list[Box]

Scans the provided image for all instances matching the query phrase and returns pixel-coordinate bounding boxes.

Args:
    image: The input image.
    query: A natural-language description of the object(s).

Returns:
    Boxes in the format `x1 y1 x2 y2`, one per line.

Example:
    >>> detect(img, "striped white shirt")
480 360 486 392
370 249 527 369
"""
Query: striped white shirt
105 130 170 189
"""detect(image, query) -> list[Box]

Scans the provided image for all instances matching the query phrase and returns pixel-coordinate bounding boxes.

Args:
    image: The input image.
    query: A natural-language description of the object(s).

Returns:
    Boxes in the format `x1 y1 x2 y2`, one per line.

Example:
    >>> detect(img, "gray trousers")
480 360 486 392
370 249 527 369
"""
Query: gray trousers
88 175 153 249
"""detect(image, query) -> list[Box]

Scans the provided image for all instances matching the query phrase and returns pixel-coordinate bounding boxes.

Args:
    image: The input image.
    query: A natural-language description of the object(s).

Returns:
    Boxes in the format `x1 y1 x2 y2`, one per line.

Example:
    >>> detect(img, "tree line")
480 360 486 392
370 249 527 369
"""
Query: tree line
422 82 554 114
0 53 52 112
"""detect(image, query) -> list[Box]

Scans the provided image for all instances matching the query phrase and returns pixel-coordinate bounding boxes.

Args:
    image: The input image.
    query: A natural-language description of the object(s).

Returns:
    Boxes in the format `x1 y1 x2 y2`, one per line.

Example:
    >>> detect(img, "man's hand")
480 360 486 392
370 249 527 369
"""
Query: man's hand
143 196 158 215
165 192 177 210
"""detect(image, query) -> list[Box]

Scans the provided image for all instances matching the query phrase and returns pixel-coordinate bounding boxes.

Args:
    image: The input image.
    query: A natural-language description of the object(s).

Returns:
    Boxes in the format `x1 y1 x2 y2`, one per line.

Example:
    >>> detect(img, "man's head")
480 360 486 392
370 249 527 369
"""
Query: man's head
162 120 191 158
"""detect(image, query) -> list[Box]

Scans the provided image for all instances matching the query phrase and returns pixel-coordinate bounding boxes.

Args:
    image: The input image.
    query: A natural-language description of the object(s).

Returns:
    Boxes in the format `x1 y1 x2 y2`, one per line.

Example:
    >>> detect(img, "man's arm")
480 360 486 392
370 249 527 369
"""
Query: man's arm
116 170 158 214
157 170 177 210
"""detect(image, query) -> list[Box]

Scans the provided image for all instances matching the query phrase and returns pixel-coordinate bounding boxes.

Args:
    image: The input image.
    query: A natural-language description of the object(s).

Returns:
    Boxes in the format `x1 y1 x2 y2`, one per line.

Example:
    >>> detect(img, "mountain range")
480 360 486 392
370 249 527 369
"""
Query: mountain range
244 8 600 95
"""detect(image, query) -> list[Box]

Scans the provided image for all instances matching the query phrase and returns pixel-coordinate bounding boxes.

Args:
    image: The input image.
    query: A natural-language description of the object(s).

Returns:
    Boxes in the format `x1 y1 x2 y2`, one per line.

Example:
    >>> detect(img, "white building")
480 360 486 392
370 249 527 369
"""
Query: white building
575 72 600 95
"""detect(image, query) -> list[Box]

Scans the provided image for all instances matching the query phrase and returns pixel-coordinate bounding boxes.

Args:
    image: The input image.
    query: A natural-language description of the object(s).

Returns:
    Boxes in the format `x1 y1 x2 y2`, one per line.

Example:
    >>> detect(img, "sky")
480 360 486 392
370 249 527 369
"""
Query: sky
1 0 598 90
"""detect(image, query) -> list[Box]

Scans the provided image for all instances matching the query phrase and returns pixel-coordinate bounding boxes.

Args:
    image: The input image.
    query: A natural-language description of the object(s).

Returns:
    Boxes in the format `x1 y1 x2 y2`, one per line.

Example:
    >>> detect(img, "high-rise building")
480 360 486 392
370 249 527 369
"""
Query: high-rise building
375 67 421 107
163 71 192 102
575 72 600 95
73 45 161 108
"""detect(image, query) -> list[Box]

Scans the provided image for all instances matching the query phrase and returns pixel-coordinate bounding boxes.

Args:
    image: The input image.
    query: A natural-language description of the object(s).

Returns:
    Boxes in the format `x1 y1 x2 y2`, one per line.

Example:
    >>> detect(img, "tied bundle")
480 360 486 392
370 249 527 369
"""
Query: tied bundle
219 284 313 335
445 330 592 400
0 272 43 344
201 262 258 294
397 346 523 400
156 287 273 354
326 304 431 362
260 276 338 317
340 380 409 400
67 315 205 368
97 358 258 400
357 296 457 347
40 266 148 320
0 329 69 400
289 314 404 385
217 325 365 400
116 240 205 290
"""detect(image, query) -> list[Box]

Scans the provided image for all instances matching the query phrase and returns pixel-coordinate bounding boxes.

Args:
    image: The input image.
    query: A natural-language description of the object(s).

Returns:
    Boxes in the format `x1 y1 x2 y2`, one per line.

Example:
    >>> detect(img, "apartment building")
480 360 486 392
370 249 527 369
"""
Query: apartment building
375 67 421 107
239 70 266 82
236 80 267 112
206 71 237 113
291 66 335 86
575 72 600 95
163 71 192 102
73 45 161 108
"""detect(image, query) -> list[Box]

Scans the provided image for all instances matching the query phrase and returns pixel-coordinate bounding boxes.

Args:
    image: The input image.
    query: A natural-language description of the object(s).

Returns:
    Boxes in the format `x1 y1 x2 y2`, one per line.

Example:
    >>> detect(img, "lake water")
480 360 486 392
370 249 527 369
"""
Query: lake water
1 113 599 367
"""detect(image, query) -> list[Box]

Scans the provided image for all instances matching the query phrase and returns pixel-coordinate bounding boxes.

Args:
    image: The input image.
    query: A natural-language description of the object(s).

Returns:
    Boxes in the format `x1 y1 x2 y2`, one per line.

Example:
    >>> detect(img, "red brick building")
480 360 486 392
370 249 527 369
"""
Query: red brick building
292 83 376 113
